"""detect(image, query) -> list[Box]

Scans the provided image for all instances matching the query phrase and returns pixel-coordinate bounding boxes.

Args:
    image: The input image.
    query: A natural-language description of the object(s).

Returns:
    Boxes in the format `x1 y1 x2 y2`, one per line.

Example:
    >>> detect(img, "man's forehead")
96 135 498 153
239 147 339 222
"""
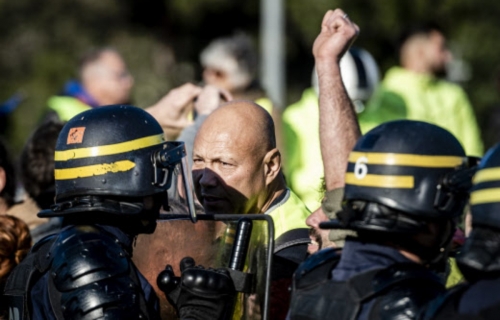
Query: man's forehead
194 129 255 158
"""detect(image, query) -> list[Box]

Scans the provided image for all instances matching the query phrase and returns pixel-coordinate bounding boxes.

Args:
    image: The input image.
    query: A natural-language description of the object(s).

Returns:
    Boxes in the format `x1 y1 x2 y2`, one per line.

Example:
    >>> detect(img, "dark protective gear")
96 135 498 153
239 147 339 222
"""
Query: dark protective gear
290 260 444 320
289 240 446 320
157 257 236 320
419 282 500 320
288 248 340 319
39 105 196 222
321 120 476 234
458 143 500 280
4 235 56 320
4 225 159 320
467 143 500 227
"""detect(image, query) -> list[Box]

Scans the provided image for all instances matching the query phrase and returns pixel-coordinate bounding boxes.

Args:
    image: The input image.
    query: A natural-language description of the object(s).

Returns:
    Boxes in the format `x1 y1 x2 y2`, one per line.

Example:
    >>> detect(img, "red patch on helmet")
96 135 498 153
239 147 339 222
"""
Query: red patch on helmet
67 127 86 144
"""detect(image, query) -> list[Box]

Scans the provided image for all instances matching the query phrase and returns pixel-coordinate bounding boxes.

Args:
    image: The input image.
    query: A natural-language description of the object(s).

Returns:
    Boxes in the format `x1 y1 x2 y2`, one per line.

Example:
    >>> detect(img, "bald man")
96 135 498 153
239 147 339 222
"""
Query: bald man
192 100 310 239
192 100 310 319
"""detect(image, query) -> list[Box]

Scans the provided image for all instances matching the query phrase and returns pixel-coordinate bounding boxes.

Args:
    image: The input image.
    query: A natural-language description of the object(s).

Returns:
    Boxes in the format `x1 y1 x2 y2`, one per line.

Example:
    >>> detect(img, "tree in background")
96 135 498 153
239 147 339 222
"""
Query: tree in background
0 0 499 155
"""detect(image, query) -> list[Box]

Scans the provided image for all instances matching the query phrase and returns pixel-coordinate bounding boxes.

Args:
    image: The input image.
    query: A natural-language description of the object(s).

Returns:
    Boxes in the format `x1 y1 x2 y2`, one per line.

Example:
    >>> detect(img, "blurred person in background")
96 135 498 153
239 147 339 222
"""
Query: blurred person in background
200 33 287 153
481 67 500 150
43 47 202 142
44 48 133 123
282 48 380 211
0 139 18 215
200 32 273 113
19 120 65 243
0 214 31 319
0 93 24 138
360 23 483 156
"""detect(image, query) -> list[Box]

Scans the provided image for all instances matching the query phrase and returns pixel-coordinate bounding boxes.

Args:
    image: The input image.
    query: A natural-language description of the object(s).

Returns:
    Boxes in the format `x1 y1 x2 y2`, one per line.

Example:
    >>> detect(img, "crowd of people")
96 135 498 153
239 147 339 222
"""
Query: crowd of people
0 6 496 320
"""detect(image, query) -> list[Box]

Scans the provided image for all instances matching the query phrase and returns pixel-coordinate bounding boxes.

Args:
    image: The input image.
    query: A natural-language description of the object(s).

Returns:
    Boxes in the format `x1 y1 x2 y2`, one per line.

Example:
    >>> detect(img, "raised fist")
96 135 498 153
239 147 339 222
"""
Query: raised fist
313 9 360 64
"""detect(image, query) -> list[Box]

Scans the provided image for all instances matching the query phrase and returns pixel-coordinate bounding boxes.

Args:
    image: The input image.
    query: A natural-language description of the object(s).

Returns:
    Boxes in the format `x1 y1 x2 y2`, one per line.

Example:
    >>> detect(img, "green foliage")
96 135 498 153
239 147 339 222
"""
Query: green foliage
0 0 499 157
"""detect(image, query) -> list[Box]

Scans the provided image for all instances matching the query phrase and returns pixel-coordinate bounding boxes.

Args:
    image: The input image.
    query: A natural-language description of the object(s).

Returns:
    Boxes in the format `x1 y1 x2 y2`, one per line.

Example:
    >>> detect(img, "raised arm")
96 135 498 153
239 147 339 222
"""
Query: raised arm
313 9 361 190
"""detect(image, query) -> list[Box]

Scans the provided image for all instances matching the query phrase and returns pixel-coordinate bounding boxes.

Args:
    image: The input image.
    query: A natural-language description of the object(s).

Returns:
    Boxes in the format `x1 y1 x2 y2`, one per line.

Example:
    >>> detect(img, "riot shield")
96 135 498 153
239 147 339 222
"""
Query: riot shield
133 213 274 320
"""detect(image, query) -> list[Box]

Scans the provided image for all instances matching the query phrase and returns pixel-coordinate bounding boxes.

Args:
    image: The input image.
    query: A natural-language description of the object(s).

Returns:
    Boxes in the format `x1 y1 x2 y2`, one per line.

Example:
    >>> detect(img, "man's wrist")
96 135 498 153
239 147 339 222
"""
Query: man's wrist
315 58 341 70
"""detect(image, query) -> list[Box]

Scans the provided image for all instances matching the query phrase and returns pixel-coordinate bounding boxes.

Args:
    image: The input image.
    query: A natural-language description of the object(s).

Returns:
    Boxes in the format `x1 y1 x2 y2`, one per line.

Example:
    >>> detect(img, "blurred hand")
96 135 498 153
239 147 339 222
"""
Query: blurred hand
313 9 359 64
194 85 232 116
146 83 203 140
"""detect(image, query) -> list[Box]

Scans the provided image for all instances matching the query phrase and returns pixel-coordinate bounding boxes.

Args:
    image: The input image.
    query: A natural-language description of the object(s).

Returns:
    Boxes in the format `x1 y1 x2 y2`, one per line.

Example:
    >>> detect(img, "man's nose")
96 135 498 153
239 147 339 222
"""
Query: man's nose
306 207 327 228
198 168 218 188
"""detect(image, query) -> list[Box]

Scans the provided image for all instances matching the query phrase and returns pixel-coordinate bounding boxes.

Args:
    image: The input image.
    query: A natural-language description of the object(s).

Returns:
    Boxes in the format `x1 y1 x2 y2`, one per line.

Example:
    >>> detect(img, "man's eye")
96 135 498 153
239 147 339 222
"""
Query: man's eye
221 161 233 167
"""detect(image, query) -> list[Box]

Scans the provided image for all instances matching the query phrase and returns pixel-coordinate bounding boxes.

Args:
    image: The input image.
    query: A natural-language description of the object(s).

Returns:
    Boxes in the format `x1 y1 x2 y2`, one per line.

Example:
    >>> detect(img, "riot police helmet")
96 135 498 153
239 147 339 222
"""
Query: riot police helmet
458 143 500 279
321 120 476 234
38 105 197 228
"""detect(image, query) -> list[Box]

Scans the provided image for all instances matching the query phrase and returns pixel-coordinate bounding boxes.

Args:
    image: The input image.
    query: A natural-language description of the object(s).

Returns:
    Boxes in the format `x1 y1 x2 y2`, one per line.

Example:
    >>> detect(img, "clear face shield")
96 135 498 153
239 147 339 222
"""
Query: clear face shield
152 141 197 223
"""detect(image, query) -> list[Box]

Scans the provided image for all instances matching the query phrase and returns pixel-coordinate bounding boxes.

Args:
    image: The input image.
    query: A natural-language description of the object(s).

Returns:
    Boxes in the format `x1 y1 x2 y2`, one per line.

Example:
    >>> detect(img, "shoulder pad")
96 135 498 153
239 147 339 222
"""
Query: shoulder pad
372 263 444 294
293 248 340 288
419 284 469 320
58 274 147 319
50 225 130 291
275 228 310 253
274 228 310 266
369 263 446 320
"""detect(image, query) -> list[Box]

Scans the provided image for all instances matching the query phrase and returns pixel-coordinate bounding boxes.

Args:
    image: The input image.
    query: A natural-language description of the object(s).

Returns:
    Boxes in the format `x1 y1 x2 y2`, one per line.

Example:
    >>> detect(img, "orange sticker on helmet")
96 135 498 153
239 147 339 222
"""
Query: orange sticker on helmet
67 127 86 144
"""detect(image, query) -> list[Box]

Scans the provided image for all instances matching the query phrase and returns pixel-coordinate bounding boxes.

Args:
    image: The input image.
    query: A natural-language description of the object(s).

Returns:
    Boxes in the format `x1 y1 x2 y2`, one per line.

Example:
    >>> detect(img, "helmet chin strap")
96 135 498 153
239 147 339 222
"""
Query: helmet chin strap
402 219 455 268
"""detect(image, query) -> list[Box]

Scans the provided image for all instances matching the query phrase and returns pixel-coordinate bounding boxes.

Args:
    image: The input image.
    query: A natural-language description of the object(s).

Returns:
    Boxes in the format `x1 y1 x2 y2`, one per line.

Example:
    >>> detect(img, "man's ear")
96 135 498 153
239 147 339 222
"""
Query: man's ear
0 167 5 193
263 148 281 185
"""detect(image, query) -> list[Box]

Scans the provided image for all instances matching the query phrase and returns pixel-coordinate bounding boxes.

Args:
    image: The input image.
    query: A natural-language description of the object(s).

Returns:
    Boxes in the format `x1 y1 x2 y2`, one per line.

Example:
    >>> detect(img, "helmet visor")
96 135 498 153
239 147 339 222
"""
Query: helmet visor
162 155 197 222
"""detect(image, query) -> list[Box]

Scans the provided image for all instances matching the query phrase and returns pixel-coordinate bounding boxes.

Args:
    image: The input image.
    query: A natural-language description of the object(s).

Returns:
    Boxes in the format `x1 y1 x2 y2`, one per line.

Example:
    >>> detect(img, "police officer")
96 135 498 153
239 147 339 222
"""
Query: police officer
289 120 477 320
420 143 500 319
3 105 197 319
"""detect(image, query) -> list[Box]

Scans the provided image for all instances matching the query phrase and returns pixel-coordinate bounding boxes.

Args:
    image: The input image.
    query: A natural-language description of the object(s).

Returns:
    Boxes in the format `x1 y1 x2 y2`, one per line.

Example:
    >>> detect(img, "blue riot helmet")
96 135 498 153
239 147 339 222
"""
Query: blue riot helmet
39 105 197 232
458 143 500 280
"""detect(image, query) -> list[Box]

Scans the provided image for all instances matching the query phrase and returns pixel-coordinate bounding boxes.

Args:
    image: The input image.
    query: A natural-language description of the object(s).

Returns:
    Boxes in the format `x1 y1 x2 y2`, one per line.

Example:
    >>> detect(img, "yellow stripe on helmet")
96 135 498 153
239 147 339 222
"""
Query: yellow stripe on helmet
345 173 414 189
55 160 136 180
55 134 164 161
470 188 500 205
349 152 463 168
473 167 500 184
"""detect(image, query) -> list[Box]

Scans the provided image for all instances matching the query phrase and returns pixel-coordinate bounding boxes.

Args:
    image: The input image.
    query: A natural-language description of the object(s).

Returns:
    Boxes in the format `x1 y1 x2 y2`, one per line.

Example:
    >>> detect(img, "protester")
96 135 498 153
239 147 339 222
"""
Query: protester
301 9 363 255
361 23 483 156
45 48 133 123
192 100 309 239
44 47 204 142
282 47 379 210
200 33 273 113
288 10 477 320
191 100 310 318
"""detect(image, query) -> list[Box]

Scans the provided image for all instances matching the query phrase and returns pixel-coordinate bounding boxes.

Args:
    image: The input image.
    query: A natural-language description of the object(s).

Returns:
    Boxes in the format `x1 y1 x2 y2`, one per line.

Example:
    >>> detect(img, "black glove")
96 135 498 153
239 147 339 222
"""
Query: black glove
157 257 236 320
